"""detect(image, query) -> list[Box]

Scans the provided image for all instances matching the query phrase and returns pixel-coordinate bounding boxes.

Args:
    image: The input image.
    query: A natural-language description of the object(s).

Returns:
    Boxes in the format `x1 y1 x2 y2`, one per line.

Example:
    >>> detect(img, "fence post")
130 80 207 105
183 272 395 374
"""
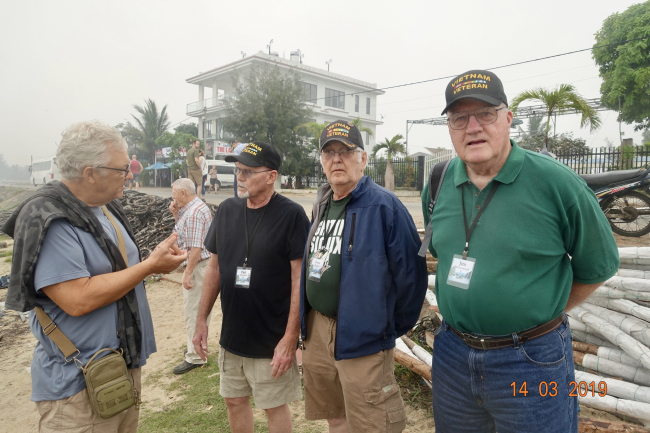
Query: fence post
417 156 425 191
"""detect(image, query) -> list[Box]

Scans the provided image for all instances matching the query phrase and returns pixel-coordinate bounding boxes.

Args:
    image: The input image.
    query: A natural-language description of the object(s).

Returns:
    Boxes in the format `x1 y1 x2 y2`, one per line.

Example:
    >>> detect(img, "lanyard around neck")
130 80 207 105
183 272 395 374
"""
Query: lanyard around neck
321 197 347 251
461 182 500 259
243 193 275 267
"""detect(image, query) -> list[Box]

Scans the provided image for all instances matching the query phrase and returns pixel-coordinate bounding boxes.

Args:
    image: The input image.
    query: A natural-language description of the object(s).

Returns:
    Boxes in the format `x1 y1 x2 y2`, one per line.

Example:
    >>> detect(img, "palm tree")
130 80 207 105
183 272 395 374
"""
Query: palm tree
295 121 329 151
372 134 406 191
351 117 374 139
131 99 171 162
510 84 601 155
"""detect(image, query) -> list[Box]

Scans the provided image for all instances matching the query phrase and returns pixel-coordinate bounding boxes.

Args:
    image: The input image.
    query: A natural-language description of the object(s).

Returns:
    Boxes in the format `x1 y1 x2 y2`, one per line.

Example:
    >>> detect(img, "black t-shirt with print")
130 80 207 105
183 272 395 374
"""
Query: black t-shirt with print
204 194 309 358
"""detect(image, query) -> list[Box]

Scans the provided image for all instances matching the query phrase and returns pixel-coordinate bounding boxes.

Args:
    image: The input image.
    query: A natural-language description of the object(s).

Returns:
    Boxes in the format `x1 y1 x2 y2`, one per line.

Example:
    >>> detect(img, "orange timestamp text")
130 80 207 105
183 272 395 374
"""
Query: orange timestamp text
510 381 607 397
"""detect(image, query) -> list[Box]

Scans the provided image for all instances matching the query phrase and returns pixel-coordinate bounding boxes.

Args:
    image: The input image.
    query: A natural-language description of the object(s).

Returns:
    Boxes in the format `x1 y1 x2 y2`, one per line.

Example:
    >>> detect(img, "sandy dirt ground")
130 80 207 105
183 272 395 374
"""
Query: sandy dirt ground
0 248 434 432
1 188 649 432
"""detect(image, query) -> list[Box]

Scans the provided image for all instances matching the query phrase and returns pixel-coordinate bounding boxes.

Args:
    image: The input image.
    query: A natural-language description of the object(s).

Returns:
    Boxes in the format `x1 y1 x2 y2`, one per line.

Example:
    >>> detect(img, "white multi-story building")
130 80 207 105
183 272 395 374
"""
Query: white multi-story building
185 51 384 157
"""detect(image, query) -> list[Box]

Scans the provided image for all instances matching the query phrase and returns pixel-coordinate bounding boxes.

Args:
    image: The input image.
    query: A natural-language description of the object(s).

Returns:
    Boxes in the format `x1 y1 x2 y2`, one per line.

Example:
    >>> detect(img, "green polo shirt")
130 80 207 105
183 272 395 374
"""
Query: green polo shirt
422 140 619 335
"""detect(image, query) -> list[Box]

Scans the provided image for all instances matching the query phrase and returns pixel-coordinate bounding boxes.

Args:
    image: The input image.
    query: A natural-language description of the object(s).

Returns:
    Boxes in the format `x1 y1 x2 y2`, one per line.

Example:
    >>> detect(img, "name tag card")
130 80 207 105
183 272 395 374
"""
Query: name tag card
447 255 475 290
235 267 252 288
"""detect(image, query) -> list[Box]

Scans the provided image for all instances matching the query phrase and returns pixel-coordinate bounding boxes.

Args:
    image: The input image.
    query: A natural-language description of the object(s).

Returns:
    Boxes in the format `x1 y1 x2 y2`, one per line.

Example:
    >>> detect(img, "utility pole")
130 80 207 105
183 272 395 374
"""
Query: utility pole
267 39 273 55
326 59 332 71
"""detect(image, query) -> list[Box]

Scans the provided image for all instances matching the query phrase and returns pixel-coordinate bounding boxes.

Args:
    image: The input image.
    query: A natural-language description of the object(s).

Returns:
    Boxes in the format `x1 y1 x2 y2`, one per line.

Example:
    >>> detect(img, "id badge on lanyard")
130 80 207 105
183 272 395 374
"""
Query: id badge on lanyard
447 182 500 291
235 267 252 288
308 249 328 282
236 194 274 289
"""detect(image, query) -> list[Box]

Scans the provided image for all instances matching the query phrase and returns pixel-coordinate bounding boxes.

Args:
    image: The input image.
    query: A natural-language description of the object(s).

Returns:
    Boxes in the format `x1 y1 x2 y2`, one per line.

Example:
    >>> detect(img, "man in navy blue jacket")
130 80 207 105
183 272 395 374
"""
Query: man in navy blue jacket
300 120 428 433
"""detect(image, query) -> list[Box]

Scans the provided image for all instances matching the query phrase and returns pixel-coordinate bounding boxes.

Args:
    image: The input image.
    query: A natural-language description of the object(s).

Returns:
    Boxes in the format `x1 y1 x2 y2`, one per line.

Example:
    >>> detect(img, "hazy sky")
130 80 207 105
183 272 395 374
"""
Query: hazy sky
0 0 642 166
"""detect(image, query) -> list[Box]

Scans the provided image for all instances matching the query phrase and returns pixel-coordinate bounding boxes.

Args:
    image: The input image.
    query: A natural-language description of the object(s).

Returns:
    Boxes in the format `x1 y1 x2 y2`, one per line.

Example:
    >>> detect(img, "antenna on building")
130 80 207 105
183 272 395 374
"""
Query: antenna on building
267 39 273 55
326 59 332 71
241 51 246 58
380 114 386 121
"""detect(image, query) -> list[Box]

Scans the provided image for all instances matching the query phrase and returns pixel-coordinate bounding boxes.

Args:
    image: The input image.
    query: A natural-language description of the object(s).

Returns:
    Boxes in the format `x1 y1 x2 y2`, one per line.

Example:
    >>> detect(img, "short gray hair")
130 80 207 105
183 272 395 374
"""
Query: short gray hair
56 120 128 180
172 178 196 196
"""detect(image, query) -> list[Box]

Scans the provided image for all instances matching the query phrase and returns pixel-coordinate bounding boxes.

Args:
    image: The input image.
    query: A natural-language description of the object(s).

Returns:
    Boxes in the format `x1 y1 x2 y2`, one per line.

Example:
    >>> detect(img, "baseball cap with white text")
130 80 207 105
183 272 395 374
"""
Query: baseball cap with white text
441 70 508 115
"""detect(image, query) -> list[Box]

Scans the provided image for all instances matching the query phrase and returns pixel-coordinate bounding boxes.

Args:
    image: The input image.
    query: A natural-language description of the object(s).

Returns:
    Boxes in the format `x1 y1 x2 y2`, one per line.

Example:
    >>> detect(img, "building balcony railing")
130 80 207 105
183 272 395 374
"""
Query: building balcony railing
186 97 227 115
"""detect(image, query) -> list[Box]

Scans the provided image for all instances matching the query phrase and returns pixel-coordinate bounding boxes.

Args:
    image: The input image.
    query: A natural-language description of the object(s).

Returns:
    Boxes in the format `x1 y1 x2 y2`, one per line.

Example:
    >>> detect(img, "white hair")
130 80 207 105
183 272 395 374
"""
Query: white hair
56 120 128 180
172 178 197 196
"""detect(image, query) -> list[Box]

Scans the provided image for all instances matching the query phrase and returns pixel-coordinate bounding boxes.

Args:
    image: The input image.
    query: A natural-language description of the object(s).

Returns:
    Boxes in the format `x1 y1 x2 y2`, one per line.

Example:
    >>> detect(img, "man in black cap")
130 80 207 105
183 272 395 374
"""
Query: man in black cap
421 70 619 432
193 142 309 433
299 120 427 432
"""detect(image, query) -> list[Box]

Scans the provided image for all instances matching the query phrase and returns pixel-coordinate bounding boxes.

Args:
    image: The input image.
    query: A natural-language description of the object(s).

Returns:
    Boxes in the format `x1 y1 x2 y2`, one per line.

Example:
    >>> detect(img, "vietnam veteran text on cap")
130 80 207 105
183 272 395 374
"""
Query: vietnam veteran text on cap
441 70 508 115
319 120 364 151
225 141 281 171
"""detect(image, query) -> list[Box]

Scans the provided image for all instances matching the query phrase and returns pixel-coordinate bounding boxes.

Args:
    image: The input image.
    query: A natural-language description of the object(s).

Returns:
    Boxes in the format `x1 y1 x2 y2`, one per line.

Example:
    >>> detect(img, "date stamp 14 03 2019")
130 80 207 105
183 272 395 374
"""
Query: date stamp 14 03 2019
511 381 607 397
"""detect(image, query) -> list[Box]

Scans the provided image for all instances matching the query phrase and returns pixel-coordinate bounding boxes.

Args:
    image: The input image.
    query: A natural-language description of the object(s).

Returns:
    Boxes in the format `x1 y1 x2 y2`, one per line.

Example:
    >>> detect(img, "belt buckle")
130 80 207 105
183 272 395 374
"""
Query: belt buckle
481 338 487 350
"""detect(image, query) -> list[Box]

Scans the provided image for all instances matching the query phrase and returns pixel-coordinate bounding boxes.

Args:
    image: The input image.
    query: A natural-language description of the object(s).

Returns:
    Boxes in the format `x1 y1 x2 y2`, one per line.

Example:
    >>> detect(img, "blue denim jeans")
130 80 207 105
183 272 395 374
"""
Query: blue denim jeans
431 315 577 433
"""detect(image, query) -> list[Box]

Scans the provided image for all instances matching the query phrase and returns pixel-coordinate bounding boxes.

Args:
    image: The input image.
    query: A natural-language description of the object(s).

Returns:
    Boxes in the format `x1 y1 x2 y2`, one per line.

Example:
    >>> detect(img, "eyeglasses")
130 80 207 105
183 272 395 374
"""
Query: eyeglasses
233 167 274 178
447 106 506 130
96 164 131 177
321 148 360 160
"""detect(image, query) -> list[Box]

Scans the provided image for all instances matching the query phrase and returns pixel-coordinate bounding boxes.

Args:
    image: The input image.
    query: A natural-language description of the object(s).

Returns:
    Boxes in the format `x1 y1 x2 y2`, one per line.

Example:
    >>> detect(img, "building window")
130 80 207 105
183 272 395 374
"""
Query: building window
325 88 345 109
302 82 317 104
366 98 371 115
355 95 359 112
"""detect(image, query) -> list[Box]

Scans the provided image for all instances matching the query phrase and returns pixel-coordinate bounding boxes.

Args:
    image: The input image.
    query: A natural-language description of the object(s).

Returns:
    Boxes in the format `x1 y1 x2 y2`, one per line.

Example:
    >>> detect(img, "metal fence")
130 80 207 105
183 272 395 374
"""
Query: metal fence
290 157 425 190
554 147 650 174
424 149 457 177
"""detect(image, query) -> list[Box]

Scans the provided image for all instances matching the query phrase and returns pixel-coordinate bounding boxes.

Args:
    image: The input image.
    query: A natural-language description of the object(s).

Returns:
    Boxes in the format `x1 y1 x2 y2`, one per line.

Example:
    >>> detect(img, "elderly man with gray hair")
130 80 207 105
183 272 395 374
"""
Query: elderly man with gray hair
168 178 213 374
2 120 187 432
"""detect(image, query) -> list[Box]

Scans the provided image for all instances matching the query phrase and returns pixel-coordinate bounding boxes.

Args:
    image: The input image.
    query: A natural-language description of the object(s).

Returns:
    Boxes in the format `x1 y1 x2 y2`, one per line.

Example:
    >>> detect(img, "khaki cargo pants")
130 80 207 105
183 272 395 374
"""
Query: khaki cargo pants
35 368 141 433
302 309 407 433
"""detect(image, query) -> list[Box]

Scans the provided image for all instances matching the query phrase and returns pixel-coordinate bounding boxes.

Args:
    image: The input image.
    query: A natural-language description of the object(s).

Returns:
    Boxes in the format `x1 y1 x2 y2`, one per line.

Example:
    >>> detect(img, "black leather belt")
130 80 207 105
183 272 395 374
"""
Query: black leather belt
449 315 564 350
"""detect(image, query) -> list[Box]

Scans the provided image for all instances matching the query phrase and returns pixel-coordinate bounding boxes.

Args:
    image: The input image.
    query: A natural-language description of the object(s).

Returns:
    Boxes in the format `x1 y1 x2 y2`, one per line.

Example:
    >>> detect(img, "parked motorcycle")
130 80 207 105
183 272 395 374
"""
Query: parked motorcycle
579 168 650 237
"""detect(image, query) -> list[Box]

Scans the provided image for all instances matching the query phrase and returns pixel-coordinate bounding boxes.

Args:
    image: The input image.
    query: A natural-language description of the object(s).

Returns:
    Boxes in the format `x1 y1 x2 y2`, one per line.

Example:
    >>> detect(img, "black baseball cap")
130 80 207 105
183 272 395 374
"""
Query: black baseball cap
441 70 508 115
319 120 364 151
225 141 281 171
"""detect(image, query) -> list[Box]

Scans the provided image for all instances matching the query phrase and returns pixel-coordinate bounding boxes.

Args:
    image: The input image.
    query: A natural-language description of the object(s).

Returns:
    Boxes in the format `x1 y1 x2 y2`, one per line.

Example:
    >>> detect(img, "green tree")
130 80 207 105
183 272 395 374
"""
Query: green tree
510 84 601 153
295 121 329 153
222 66 314 182
593 2 650 131
0 154 29 181
518 132 589 154
131 99 171 163
371 134 406 191
114 122 146 161
174 123 199 137
155 130 198 178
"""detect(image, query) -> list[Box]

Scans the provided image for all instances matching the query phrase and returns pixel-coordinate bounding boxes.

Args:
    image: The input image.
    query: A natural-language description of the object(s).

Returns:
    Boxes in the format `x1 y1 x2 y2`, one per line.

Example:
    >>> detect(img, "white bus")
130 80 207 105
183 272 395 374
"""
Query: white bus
29 156 60 186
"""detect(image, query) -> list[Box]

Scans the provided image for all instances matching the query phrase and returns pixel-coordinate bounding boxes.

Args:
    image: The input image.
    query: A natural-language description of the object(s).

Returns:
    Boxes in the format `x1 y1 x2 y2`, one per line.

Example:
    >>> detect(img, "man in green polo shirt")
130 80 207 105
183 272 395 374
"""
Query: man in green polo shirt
422 70 619 433
186 139 202 195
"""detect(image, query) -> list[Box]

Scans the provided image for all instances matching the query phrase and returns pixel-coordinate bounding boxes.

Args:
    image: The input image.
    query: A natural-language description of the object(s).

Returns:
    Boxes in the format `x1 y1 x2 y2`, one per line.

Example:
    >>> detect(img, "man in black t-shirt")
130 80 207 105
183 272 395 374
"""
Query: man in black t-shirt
194 141 308 433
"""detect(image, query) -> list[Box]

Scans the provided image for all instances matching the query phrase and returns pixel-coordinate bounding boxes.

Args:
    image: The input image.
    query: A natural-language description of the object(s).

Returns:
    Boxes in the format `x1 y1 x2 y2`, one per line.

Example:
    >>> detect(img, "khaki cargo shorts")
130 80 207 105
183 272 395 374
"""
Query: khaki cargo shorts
218 347 302 410
188 169 203 187
302 309 407 433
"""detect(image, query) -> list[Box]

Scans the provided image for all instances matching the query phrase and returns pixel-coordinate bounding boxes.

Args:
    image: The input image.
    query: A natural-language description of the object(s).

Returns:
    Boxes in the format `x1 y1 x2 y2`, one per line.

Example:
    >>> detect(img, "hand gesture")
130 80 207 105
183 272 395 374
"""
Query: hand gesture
169 200 179 219
147 234 187 274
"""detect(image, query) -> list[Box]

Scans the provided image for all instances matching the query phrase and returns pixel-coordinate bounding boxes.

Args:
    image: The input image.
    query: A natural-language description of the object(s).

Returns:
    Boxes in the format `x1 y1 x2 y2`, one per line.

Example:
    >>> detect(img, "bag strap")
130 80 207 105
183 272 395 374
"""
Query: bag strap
33 306 79 361
101 206 129 267
418 159 452 257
